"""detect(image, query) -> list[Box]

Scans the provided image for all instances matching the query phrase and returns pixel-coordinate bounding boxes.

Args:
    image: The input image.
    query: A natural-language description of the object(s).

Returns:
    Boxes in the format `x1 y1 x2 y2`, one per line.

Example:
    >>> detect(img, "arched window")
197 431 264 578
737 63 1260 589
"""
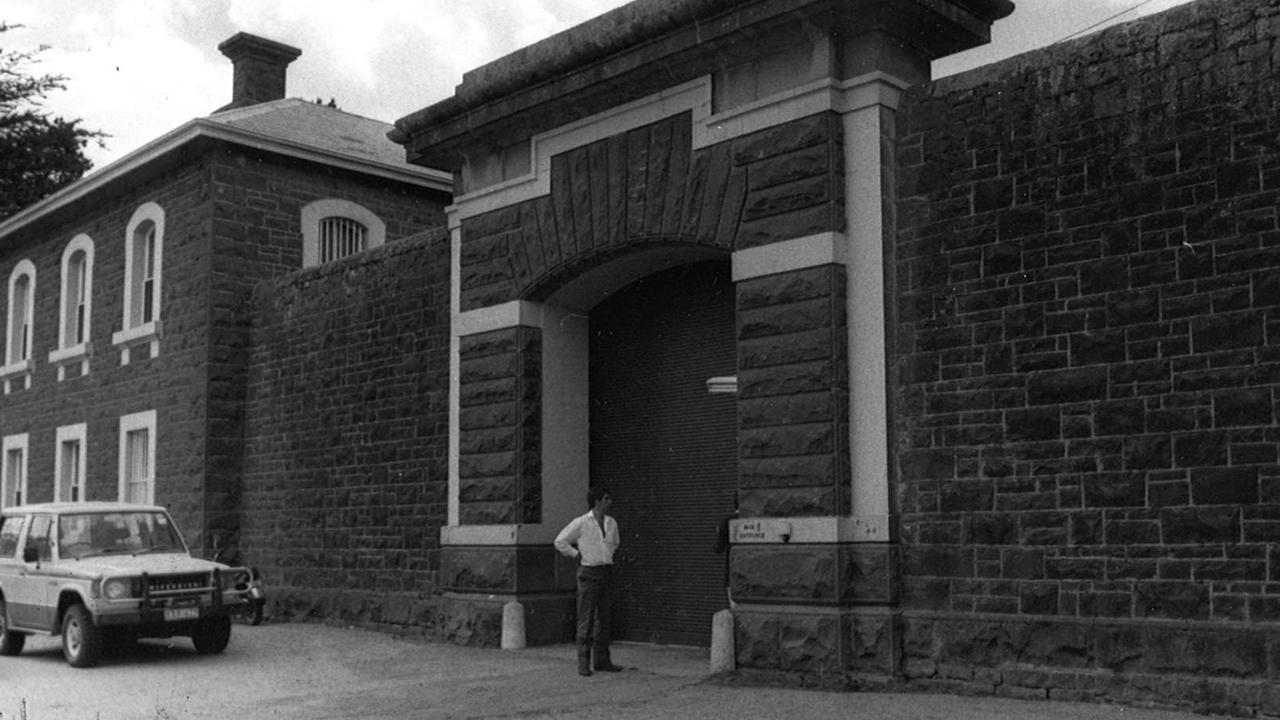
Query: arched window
50 234 95 380
2 261 36 393
125 205 162 329
112 203 164 365
301 199 386 268
5 261 34 366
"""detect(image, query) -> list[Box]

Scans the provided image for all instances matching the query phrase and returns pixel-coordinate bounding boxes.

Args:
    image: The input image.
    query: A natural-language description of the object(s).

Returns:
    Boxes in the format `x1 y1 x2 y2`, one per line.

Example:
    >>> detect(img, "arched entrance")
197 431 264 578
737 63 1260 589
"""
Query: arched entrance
588 260 737 647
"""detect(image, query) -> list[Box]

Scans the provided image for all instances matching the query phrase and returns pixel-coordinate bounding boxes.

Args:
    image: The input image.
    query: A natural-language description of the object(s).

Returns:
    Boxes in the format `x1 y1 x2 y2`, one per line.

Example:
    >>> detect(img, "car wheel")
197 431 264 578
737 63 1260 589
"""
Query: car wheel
0 598 26 656
62 604 103 668
191 616 231 654
248 600 264 627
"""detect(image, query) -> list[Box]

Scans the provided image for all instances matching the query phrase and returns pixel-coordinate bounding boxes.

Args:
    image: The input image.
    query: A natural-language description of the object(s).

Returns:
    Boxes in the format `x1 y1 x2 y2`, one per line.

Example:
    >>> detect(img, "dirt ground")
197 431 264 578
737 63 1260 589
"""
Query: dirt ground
0 623 1234 720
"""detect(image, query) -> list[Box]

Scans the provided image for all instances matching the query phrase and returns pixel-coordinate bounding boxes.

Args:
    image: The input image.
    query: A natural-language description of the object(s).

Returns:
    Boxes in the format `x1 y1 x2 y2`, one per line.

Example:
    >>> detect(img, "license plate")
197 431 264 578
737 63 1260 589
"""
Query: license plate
164 607 200 622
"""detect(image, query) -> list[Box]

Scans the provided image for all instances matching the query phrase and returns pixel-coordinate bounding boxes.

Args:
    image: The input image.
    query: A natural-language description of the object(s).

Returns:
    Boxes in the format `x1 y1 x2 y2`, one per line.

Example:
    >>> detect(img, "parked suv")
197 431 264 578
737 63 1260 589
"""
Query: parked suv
0 502 252 667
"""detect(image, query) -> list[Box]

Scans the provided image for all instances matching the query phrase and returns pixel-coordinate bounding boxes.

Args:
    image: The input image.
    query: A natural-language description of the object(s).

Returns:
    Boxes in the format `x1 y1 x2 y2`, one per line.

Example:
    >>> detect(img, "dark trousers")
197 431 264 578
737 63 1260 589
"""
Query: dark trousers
576 565 613 671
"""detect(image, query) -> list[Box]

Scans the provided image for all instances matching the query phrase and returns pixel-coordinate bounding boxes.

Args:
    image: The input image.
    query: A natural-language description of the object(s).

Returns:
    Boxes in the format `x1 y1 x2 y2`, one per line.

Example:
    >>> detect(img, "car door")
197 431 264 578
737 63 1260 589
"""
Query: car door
0 514 38 629
11 515 55 631
0 516 25 625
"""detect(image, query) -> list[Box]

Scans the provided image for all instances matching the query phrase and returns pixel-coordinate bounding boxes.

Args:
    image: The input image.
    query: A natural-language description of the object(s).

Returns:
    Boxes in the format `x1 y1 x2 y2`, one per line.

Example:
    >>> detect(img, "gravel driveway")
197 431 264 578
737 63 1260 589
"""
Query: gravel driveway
0 623 1233 720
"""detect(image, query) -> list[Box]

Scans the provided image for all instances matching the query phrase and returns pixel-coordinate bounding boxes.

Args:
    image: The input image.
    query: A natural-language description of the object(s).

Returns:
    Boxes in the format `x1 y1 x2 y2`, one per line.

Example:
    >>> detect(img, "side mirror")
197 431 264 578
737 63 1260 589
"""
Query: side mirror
22 546 38 564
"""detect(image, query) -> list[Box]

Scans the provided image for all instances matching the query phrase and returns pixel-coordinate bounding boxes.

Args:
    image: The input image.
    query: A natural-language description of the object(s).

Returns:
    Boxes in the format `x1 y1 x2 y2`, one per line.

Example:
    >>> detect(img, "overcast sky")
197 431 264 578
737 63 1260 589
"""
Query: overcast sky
6 0 1196 172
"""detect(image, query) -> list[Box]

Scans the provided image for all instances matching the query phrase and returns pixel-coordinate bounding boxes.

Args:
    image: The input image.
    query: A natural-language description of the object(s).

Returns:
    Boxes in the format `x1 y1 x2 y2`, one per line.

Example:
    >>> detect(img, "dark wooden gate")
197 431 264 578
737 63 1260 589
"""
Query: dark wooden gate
589 260 737 647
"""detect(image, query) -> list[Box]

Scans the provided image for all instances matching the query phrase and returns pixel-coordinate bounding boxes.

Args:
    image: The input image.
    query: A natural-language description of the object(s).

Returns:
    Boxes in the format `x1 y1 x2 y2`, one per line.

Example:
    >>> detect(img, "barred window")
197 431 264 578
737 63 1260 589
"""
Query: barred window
301 200 385 268
319 216 369 264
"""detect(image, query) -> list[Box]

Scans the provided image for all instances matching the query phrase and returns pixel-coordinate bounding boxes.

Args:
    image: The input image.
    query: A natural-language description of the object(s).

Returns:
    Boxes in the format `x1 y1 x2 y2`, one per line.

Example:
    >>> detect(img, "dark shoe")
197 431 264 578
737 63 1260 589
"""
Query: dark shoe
593 663 624 672
578 667 593 677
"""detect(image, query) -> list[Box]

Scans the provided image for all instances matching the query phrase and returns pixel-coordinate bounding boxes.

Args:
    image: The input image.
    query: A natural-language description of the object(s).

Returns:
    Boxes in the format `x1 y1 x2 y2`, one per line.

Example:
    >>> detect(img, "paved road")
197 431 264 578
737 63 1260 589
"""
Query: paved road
0 623 1231 720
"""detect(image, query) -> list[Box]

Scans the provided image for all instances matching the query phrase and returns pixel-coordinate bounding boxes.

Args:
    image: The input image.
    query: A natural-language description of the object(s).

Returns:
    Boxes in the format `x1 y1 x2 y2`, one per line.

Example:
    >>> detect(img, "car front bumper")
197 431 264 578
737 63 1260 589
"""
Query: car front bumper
94 593 249 628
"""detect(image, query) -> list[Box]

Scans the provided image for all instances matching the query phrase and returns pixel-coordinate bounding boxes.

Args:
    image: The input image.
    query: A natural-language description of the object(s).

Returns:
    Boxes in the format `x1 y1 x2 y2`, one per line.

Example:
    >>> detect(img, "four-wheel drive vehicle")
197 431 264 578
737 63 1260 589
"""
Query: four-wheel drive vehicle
0 502 253 667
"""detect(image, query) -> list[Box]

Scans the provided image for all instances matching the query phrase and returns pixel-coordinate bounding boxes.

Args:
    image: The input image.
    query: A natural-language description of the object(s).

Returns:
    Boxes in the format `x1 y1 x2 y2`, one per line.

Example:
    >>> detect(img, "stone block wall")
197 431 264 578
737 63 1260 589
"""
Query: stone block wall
894 0 1280 712
0 160 215 536
0 143 448 560
241 230 451 632
204 148 447 551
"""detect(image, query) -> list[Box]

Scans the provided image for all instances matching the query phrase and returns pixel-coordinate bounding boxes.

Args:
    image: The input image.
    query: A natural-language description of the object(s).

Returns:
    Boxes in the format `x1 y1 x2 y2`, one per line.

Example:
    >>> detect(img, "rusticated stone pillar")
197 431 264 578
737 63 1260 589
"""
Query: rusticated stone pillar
725 34 928 677
439 294 588 647
457 326 541 525
737 264 849 518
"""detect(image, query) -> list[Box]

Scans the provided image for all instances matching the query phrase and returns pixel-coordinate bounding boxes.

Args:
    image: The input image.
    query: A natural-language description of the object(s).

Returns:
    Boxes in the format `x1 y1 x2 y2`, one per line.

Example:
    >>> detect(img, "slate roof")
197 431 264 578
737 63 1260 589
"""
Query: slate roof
0 97 449 243
207 98 422 170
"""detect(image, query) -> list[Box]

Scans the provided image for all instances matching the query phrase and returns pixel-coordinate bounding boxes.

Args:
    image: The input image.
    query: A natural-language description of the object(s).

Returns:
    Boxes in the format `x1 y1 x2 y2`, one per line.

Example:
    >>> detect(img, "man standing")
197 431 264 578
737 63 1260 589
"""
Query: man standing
554 485 622 676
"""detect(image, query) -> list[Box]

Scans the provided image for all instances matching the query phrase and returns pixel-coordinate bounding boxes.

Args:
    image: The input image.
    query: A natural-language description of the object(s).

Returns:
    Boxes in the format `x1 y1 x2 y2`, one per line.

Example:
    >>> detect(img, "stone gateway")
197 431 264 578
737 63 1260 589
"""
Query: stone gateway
5 0 1280 715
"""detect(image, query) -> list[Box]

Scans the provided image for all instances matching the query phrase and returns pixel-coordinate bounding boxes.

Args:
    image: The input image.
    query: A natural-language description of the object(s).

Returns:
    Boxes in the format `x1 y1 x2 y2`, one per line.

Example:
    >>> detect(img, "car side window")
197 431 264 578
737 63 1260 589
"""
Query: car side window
25 515 52 562
0 516 21 558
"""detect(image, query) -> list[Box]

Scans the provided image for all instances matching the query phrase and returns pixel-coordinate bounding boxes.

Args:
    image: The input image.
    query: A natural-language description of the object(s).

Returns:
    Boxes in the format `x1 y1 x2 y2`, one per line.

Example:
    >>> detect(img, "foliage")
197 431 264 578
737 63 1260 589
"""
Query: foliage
0 22 105 221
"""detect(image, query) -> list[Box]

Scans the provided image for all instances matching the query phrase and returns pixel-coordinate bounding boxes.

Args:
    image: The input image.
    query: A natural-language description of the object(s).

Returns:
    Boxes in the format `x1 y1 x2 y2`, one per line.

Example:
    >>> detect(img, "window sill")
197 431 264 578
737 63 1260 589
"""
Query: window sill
112 320 162 366
112 320 161 347
0 358 31 381
0 358 31 395
48 343 92 381
48 342 92 365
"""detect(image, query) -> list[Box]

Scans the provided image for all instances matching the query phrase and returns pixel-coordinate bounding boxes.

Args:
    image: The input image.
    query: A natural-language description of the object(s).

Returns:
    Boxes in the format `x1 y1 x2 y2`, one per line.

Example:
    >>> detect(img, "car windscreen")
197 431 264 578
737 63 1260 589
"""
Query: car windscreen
58 512 185 559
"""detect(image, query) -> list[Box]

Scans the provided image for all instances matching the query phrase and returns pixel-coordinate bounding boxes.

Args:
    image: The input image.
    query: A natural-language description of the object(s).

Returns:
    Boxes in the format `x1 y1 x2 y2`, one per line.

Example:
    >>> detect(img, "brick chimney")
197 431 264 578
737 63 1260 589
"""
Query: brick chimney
216 32 302 111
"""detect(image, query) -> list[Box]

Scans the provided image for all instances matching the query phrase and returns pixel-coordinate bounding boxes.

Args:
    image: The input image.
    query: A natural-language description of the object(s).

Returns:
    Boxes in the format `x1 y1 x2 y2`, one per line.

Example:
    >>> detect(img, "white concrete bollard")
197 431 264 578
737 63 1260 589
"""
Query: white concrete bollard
501 600 526 650
710 609 735 674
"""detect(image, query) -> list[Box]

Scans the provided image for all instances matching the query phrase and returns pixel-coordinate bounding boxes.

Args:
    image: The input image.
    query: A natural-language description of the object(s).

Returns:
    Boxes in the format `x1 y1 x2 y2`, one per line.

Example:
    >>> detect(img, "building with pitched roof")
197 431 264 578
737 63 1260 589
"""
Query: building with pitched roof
6 1 1280 712
0 32 450 555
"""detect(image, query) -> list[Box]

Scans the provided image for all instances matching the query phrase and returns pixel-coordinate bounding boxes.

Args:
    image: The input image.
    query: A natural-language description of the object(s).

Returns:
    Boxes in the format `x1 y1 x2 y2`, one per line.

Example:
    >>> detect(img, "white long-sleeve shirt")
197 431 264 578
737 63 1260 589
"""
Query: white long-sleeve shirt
554 511 619 567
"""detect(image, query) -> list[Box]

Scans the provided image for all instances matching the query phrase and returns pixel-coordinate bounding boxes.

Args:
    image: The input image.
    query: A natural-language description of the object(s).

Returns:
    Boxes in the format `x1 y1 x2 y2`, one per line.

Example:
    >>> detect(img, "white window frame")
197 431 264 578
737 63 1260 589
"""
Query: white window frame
2 434 29 509
112 203 164 365
1 260 36 394
50 234 95 380
55 423 88 503
118 410 156 505
301 199 386 268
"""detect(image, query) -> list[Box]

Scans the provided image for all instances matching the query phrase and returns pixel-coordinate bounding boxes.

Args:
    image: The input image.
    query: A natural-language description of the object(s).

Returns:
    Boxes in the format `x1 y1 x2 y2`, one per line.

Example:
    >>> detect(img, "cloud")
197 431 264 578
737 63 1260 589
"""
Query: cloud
11 0 1192 171
13 2 225 170
220 0 629 117
7 0 629 170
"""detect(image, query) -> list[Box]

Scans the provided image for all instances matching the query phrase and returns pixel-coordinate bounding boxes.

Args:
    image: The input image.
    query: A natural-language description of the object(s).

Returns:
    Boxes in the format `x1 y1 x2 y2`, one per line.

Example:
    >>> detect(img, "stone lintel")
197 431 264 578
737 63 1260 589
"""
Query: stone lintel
731 514 889 543
457 300 548 337
733 232 846 280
